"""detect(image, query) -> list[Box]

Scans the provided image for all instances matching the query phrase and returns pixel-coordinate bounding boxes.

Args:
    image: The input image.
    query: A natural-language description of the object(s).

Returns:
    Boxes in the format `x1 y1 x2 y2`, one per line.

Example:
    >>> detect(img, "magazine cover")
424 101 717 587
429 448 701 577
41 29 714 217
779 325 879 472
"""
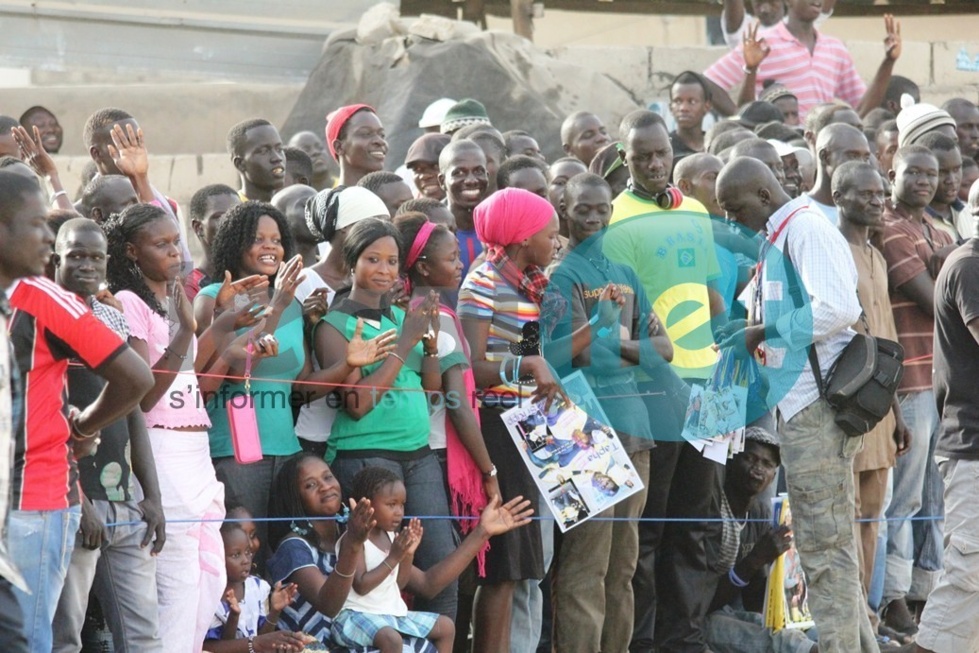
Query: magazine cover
500 371 644 532
763 495 815 631
681 349 750 463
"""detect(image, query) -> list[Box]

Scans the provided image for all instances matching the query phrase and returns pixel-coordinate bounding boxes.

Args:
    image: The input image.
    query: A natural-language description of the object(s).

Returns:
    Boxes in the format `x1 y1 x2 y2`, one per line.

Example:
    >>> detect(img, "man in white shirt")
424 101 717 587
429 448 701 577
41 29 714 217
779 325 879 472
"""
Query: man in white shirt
716 158 877 652
720 0 835 49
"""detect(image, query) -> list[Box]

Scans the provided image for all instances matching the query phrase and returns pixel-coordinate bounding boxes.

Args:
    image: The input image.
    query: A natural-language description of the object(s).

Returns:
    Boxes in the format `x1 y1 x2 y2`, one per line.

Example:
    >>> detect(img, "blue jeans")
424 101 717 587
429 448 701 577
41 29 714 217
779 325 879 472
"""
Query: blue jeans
8 506 82 653
868 469 893 613
707 605 815 653
332 451 460 619
909 424 944 601
53 500 162 653
884 390 939 604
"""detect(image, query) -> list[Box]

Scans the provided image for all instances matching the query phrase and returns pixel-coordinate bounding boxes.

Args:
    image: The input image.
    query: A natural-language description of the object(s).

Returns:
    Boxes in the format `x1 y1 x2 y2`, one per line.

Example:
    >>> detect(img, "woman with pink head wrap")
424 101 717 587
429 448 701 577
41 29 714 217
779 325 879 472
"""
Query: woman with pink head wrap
457 187 562 653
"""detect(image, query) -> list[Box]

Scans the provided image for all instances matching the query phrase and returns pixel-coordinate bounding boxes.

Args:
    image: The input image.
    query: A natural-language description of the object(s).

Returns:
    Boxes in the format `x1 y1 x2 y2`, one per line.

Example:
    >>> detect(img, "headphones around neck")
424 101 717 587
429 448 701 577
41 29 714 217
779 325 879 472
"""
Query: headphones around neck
627 180 684 211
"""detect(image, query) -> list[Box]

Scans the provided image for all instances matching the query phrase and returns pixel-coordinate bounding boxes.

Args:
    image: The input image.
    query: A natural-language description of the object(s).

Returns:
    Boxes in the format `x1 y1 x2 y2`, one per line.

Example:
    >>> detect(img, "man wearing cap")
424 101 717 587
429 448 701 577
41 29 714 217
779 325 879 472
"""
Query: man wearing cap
761 84 801 127
806 124 872 225
704 426 817 653
326 104 387 187
896 102 957 148
704 2 901 122
404 133 451 201
737 101 786 131
419 98 456 134
440 98 492 136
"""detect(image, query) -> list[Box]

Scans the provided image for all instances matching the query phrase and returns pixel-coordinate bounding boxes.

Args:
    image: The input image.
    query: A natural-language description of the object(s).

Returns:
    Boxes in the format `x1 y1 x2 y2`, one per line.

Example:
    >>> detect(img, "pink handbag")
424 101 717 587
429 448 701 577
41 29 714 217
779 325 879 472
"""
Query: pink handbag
227 341 263 464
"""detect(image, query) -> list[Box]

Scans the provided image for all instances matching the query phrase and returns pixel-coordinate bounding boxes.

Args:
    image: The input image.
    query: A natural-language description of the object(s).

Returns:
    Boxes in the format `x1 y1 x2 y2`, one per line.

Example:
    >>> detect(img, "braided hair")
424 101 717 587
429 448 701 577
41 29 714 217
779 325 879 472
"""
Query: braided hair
351 466 402 504
103 203 171 317
210 200 295 282
268 453 329 549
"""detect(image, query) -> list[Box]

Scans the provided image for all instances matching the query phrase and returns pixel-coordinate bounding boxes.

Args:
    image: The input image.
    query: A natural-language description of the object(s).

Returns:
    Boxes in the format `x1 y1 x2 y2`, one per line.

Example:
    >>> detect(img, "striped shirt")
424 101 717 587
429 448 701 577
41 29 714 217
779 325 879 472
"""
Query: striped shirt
879 204 952 392
458 261 540 402
7 277 127 511
704 21 866 121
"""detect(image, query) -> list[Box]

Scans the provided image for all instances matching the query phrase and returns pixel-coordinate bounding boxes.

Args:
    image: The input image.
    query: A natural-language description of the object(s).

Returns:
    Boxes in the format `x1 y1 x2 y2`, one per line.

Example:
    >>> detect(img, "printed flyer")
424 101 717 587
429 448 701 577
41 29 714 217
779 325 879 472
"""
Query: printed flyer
500 371 645 532
764 495 815 631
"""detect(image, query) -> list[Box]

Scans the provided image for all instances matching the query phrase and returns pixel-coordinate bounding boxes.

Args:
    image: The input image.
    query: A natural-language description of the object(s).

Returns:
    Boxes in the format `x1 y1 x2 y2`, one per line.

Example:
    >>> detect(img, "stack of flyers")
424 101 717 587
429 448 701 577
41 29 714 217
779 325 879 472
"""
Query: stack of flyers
680 350 752 464
500 372 645 532
763 495 815 632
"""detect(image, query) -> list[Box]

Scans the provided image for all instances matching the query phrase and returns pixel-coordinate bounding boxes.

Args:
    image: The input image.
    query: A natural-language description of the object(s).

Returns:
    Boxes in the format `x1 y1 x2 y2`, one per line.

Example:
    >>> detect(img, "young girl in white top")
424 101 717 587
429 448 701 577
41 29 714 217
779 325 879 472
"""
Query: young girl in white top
332 467 454 653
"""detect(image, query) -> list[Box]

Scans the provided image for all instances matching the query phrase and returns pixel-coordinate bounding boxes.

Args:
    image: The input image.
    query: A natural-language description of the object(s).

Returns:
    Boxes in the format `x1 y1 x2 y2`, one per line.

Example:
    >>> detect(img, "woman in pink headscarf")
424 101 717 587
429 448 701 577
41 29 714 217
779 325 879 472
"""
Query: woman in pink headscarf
457 188 562 653
325 104 388 187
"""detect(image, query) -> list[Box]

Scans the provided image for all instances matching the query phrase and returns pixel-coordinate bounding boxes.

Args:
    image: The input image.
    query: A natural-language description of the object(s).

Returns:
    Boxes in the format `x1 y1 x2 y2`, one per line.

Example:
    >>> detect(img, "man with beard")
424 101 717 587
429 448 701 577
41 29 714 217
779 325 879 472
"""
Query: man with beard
438 140 490 278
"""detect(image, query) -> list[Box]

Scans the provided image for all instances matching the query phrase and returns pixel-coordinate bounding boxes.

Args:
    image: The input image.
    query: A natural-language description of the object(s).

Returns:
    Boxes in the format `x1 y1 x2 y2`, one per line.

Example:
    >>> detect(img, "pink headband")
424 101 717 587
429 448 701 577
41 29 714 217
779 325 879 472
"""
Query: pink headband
406 221 438 270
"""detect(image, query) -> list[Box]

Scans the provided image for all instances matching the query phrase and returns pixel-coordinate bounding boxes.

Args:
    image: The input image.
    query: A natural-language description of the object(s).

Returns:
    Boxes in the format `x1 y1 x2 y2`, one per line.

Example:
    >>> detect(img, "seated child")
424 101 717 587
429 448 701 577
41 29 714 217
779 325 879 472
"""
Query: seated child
204 521 305 652
331 468 455 653
227 504 261 558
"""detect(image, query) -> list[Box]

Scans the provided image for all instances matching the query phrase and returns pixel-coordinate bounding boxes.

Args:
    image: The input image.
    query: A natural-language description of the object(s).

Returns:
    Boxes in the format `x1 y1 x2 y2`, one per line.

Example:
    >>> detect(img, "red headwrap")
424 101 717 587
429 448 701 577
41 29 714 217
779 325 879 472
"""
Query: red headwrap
473 187 555 247
325 104 374 160
473 188 556 306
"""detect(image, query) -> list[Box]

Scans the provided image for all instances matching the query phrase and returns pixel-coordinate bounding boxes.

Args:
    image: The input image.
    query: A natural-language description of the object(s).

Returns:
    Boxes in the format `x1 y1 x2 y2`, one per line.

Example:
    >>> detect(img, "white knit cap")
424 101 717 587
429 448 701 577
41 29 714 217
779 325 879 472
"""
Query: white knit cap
336 186 390 230
896 99 956 148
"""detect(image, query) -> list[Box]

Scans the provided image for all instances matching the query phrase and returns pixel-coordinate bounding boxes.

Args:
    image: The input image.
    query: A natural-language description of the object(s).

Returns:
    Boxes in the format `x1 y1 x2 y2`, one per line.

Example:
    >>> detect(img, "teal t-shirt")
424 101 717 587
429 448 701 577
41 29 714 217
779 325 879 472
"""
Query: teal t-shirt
324 303 431 462
198 283 304 458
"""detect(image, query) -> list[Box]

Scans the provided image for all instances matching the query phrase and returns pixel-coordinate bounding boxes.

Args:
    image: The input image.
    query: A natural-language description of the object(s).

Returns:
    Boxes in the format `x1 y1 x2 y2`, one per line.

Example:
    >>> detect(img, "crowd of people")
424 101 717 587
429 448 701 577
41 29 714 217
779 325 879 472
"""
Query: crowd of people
2 1 979 652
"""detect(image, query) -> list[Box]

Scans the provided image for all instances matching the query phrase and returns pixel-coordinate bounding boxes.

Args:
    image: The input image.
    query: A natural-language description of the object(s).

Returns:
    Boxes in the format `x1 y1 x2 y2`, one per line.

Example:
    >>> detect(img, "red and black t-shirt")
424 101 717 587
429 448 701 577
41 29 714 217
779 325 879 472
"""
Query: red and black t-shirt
7 277 127 511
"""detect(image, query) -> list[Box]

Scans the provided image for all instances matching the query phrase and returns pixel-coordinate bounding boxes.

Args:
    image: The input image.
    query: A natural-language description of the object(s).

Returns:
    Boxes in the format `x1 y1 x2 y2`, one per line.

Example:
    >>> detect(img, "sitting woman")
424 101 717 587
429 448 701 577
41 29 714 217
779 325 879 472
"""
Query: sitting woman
194 201 395 567
266 454 532 650
316 218 459 619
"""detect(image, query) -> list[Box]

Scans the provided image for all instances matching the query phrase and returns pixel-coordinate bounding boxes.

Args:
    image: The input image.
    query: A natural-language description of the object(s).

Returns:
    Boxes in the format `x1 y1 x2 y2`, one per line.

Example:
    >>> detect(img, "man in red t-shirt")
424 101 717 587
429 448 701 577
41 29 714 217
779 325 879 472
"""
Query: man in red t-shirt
3 173 152 652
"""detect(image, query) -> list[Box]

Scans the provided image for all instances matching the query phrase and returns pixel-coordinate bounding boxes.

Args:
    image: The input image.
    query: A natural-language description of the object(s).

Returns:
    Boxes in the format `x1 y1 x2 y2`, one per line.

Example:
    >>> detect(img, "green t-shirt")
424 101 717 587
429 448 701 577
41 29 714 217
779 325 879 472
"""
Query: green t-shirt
323 303 430 462
604 191 721 380
198 283 303 458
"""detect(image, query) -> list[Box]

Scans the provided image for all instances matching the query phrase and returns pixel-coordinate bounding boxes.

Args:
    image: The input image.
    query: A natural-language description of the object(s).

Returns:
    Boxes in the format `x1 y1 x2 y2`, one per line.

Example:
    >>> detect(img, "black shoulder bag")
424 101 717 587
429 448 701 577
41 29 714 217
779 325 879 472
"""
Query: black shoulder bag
783 238 904 437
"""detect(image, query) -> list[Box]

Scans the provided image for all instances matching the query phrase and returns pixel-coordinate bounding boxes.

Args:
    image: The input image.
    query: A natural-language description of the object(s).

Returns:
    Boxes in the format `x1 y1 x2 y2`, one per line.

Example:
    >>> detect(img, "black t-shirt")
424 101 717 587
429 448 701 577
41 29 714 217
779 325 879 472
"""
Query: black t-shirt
669 130 702 172
68 365 134 502
934 238 979 459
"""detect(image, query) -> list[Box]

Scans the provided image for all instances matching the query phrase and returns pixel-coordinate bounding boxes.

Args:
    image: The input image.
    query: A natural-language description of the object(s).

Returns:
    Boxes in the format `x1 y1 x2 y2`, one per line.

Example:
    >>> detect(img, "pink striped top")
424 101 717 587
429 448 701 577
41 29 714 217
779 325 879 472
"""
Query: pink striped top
704 22 866 121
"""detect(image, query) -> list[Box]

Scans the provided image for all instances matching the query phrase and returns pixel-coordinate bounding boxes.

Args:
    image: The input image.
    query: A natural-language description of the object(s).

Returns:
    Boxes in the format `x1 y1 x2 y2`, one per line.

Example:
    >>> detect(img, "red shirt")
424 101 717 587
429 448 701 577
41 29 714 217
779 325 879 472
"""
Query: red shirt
7 277 127 511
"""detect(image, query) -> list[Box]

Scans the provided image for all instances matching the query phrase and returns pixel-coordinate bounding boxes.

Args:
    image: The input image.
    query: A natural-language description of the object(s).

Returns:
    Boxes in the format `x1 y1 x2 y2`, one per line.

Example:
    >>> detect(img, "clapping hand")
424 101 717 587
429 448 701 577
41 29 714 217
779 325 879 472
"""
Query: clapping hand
477 494 534 537
12 125 58 179
346 498 376 544
223 588 241 615
108 123 149 179
269 581 298 613
346 319 398 368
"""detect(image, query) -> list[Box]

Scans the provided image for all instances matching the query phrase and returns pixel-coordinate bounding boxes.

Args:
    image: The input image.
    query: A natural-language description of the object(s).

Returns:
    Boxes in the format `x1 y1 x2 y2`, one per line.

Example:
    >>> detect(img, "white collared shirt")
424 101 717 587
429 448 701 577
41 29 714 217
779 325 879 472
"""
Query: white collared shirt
756 195 861 421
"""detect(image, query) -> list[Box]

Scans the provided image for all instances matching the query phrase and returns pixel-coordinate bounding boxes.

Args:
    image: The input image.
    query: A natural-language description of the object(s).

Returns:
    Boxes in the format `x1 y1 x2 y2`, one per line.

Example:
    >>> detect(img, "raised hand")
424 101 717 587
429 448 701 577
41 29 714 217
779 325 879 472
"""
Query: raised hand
390 526 416 564
269 581 298 613
478 494 534 537
12 125 58 178
223 588 241 615
403 518 424 556
742 22 771 72
107 123 149 179
401 291 439 348
346 497 376 544
883 13 901 61
595 283 624 330
171 281 196 333
302 287 330 325
214 271 270 315
270 256 305 313
346 320 398 368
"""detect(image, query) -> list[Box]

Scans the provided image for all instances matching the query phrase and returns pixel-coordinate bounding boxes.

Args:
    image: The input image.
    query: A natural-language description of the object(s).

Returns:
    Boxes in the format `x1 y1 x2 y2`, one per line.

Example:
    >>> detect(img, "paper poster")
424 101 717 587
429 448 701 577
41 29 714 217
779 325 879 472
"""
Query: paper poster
763 495 815 632
500 372 644 532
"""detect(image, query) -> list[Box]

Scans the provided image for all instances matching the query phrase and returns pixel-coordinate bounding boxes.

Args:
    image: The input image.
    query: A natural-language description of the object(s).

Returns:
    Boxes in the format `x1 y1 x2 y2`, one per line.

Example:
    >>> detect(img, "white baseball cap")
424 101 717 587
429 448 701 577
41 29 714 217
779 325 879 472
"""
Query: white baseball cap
418 98 457 129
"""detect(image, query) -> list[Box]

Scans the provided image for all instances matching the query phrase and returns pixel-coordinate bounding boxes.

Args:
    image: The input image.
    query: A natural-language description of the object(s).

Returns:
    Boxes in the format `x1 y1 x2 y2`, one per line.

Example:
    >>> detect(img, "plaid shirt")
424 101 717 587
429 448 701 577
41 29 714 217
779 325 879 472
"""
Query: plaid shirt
0 293 25 590
89 297 131 340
